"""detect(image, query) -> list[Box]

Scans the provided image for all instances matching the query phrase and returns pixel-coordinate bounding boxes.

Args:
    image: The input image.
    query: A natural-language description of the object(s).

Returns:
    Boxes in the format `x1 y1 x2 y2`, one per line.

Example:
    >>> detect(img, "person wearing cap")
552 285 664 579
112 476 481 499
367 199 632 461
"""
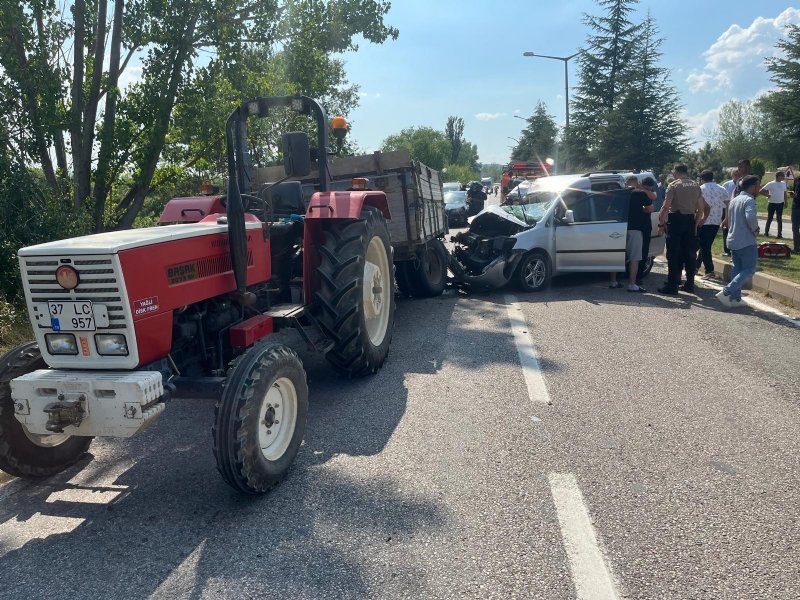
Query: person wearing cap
716 174 761 307
657 164 705 294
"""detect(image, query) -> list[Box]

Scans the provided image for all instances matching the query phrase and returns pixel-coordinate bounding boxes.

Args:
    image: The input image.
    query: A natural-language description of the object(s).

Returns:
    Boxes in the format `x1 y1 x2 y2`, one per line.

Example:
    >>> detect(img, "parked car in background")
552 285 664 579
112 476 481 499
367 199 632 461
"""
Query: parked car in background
442 181 462 193
450 172 666 291
481 177 493 193
444 191 469 227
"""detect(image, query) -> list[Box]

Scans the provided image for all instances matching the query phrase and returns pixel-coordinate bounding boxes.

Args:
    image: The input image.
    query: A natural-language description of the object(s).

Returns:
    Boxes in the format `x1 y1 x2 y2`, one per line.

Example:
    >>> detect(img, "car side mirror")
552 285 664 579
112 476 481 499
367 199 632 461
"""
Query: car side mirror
282 132 311 178
564 209 575 224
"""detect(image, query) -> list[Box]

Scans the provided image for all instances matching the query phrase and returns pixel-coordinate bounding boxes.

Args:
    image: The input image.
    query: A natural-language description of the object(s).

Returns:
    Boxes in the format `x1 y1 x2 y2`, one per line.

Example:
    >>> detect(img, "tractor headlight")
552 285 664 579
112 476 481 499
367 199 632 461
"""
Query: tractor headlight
45 333 78 355
94 334 129 356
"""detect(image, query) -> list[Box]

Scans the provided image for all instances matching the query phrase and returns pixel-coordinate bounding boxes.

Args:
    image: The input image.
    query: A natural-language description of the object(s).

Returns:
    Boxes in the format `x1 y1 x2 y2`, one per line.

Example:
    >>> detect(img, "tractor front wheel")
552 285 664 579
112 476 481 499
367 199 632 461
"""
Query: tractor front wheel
213 342 308 495
314 206 395 376
0 342 93 479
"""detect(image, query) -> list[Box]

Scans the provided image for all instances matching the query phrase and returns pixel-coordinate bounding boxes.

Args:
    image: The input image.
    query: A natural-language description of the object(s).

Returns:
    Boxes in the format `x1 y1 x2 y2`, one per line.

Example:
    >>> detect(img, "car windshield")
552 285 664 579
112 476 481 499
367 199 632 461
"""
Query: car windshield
503 190 560 225
444 191 467 206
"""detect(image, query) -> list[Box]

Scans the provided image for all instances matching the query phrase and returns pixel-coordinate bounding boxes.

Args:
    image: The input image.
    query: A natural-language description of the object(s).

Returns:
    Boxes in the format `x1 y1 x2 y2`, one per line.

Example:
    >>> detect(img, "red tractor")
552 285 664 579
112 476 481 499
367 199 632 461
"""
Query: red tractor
0 96 405 494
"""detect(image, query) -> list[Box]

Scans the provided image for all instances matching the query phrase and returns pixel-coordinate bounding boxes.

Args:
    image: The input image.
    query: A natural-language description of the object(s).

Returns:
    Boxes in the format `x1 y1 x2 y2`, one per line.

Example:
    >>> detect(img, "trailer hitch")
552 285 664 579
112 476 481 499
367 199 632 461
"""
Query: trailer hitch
43 395 86 433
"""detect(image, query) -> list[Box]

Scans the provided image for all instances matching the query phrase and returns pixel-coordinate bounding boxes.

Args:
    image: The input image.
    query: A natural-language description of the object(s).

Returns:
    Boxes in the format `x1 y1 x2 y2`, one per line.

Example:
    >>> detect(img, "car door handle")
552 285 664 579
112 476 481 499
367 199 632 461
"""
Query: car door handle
609 232 624 239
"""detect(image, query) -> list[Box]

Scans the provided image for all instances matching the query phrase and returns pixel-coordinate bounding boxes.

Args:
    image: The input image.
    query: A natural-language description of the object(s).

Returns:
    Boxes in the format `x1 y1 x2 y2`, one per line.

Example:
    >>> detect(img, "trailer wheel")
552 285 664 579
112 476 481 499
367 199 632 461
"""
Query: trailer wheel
213 342 308 495
517 251 551 292
314 206 395 376
0 341 92 479
405 239 448 298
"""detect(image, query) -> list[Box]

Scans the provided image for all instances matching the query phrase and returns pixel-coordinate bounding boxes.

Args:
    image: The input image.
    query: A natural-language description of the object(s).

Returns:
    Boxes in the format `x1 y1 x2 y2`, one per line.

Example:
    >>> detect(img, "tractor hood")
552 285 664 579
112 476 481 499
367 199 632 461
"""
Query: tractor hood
18 219 264 256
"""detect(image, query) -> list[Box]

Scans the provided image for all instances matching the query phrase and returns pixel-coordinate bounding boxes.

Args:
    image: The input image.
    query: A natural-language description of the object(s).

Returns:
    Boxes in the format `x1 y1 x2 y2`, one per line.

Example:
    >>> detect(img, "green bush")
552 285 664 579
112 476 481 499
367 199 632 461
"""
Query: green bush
751 158 767 179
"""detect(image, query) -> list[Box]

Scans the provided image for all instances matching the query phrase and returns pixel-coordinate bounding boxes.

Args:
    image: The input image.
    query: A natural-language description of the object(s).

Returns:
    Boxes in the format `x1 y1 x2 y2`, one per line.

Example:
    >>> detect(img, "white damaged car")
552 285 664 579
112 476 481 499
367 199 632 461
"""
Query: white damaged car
449 172 666 291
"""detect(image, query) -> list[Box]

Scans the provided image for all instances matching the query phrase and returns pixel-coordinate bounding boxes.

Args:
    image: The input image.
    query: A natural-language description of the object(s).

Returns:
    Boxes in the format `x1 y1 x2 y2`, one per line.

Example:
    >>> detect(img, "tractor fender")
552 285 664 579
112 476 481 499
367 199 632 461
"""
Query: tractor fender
302 191 390 305
305 191 390 221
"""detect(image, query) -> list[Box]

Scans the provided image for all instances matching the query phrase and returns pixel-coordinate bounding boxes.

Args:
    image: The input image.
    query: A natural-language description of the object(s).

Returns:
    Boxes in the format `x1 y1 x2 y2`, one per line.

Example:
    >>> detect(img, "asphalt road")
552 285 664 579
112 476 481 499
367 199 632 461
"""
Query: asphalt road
1 192 798 599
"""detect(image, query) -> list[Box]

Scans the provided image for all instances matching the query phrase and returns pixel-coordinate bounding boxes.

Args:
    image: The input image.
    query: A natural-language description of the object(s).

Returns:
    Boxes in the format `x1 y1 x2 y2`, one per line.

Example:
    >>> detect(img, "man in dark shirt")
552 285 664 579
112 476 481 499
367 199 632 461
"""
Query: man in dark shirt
609 186 654 292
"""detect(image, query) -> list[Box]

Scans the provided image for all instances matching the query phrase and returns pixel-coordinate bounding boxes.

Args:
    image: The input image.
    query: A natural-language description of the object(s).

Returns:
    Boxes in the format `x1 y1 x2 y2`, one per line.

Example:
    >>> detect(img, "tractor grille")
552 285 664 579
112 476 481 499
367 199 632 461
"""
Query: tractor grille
19 254 137 368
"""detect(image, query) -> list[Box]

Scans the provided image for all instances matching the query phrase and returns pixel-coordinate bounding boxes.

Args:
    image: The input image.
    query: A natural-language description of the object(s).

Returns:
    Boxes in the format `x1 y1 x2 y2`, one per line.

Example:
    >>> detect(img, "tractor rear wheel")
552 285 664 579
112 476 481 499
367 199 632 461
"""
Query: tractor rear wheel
314 206 395 376
213 342 308 495
0 341 92 479
404 239 448 298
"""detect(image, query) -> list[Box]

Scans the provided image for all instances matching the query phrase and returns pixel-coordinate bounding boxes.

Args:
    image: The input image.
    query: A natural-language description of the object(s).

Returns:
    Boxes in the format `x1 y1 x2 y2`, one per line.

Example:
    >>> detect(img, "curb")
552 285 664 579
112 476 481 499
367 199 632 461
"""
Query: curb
712 257 800 308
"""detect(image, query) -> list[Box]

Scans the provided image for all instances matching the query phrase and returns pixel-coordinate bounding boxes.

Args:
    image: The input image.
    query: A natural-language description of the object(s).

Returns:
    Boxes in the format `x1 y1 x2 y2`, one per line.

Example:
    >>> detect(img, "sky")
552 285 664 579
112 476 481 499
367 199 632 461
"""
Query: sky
339 1 800 165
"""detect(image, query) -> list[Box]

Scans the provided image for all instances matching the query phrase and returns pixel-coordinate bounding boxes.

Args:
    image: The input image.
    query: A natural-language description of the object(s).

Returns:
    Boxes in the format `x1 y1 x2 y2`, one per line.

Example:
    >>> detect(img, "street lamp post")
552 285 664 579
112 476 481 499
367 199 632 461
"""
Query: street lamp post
523 50 580 171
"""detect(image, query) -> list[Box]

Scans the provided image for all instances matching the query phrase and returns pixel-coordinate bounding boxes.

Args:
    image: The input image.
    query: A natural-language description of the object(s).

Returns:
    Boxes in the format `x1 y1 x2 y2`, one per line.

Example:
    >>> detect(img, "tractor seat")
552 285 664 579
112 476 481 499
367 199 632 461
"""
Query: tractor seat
260 182 306 218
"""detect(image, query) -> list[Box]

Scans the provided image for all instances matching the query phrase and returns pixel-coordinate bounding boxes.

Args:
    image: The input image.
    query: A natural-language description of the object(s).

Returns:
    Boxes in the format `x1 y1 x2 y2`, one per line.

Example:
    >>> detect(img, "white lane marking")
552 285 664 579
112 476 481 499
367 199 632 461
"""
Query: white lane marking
504 294 551 404
549 473 621 600
698 280 800 328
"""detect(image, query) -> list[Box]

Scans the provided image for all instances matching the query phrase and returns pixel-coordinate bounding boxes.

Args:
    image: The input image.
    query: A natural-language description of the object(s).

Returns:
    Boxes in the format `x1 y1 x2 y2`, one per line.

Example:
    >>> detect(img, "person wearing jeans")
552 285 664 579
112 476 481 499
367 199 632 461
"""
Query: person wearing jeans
717 175 760 307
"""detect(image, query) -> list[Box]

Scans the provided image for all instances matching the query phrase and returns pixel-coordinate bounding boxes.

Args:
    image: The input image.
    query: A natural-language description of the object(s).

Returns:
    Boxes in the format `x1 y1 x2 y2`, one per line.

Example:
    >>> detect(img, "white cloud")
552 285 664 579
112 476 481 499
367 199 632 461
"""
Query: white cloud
513 109 521 114
683 105 722 144
474 112 506 121
687 8 800 93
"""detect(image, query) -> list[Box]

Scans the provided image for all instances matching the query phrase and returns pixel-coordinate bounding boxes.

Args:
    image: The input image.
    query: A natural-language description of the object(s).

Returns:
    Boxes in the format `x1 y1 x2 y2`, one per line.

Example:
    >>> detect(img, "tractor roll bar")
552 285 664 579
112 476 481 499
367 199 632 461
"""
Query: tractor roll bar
225 95 332 303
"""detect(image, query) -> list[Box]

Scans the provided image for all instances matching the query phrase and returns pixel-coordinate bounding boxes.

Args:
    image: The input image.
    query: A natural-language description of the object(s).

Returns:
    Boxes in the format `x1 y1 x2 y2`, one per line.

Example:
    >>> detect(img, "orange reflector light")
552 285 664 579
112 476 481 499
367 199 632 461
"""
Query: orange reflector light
55 265 80 290
331 116 348 131
351 178 368 190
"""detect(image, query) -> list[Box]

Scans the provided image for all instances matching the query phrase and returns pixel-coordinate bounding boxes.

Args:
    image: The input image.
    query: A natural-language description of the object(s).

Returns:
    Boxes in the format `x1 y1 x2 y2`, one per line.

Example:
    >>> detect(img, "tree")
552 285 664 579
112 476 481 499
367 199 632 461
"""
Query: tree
381 127 452 171
0 0 399 231
445 116 465 165
712 99 761 165
678 142 724 182
595 14 686 170
511 101 559 162
760 24 800 136
570 0 641 165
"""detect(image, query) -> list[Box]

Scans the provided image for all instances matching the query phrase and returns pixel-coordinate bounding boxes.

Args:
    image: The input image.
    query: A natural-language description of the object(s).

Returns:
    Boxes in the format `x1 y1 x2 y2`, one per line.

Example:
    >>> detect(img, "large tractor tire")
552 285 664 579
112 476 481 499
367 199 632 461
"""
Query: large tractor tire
314 206 395 376
0 341 93 479
213 342 308 495
403 239 448 298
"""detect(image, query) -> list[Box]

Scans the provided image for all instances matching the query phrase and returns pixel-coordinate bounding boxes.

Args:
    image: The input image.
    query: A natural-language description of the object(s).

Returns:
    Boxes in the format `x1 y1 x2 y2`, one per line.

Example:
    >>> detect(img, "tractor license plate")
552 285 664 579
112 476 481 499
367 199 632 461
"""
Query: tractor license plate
48 301 95 331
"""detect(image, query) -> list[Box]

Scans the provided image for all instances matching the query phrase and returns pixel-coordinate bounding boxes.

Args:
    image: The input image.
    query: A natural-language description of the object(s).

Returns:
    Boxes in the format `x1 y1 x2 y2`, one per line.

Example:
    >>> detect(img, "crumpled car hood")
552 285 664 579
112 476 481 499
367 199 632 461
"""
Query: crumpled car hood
467 204 536 237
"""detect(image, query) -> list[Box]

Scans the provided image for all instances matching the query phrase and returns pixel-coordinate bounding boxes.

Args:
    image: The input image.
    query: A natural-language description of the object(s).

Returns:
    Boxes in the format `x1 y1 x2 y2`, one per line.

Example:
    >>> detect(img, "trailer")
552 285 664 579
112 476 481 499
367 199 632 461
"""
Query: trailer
255 149 450 298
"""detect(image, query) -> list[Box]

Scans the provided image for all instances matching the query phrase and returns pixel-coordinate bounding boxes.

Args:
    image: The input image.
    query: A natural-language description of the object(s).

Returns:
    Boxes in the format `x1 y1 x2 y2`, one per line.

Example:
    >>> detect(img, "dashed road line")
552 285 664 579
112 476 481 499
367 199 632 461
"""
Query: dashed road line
504 294 551 404
549 473 621 600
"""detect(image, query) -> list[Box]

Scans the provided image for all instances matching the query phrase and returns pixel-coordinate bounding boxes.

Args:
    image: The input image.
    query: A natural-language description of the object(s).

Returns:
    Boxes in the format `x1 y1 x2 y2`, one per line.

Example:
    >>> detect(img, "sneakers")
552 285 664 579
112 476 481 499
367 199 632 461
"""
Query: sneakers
609 282 623 289
657 285 678 295
715 290 734 307
701 272 716 281
627 284 646 293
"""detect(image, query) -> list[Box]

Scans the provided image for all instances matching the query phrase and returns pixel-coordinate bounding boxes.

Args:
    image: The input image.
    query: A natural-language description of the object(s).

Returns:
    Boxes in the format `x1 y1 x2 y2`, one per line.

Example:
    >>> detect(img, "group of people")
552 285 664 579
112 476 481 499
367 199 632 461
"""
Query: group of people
612 158 797 308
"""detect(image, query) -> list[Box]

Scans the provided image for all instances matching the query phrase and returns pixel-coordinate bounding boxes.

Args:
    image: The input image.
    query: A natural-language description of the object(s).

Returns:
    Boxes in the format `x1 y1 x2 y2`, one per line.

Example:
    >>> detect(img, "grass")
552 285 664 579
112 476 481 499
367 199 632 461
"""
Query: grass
0 298 33 357
711 233 800 284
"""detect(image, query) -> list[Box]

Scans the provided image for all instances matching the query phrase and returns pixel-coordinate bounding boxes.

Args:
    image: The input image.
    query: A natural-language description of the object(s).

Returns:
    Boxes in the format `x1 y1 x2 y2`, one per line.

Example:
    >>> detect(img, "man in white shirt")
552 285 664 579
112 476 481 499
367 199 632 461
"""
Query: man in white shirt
759 170 787 238
696 170 728 280
720 168 739 255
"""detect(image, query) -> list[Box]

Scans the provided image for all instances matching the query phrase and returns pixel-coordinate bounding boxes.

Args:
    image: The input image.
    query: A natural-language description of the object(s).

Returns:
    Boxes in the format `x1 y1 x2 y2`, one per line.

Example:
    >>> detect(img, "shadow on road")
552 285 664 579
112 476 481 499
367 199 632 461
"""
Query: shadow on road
0 292 460 598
